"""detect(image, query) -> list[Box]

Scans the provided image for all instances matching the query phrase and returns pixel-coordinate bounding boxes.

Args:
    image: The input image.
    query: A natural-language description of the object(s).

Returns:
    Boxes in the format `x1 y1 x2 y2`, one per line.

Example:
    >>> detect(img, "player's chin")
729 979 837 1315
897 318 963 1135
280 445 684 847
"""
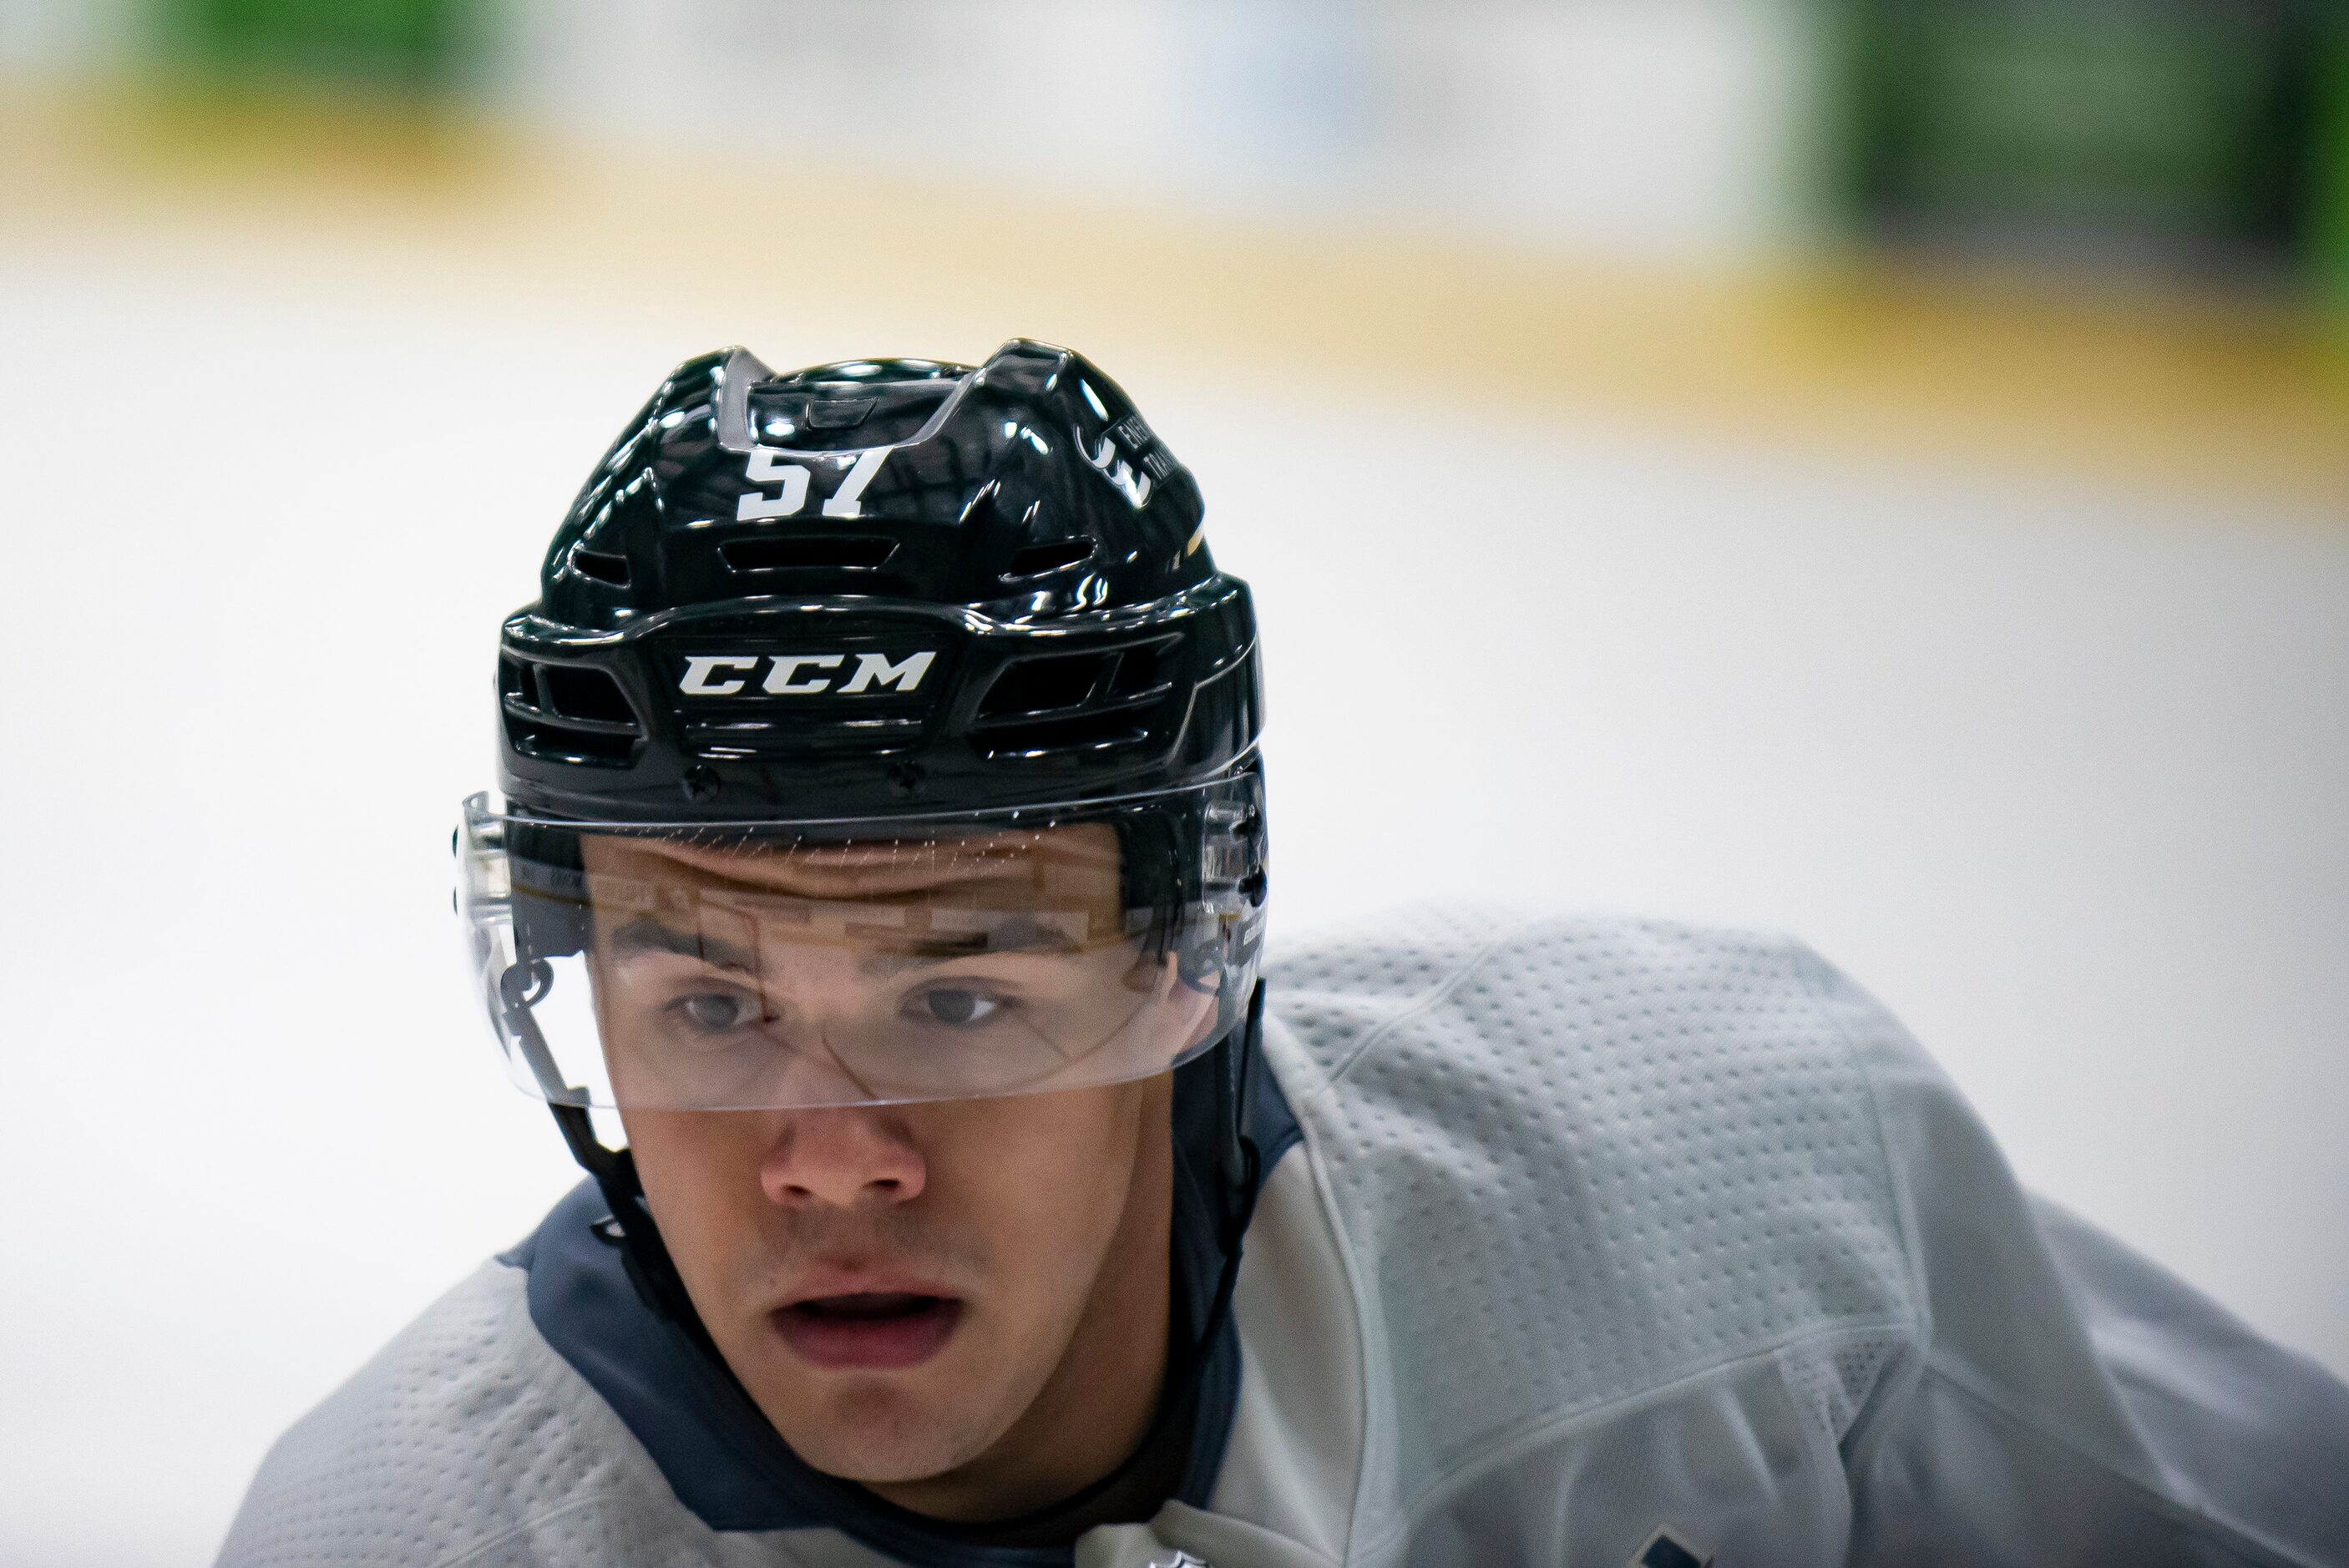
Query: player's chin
782 1377 1008 1485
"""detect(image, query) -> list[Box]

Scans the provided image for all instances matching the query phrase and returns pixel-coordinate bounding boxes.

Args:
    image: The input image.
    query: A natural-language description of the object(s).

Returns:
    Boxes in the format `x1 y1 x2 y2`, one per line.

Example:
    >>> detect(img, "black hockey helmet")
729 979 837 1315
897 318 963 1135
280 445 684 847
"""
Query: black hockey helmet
494 338 1258 822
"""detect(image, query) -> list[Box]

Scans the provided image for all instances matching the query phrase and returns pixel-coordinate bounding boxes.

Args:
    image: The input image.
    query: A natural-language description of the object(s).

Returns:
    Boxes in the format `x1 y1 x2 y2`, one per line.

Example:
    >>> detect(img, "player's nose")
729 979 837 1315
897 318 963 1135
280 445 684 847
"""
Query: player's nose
757 1105 927 1211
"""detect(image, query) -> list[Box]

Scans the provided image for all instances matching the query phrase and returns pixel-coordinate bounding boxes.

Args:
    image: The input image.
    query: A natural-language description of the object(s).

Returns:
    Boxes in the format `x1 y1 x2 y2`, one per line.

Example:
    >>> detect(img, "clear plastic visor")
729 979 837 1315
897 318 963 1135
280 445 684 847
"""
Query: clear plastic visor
456 779 1263 1110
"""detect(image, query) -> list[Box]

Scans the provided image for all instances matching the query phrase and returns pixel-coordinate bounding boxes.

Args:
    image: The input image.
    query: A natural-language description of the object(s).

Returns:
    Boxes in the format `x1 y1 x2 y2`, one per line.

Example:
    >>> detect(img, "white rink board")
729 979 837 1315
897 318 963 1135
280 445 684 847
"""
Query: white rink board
0 258 2343 1567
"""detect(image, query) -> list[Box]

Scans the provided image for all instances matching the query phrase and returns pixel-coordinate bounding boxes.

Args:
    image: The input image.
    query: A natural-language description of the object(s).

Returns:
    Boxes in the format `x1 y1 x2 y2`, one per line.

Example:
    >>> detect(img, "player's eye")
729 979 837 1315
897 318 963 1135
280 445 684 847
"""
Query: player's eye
909 988 1002 1027
672 990 757 1033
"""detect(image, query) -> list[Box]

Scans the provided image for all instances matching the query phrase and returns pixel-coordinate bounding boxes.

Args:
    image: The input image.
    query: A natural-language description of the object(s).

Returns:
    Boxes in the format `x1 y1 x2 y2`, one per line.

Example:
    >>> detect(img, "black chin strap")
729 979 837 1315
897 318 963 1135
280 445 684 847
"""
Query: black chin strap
500 949 711 1348
547 1100 713 1346
537 979 1268 1530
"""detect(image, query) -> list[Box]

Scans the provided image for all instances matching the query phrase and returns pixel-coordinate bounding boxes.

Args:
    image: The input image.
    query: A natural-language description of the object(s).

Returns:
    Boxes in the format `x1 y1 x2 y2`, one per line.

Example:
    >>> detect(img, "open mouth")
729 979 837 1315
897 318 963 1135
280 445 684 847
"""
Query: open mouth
772 1292 964 1370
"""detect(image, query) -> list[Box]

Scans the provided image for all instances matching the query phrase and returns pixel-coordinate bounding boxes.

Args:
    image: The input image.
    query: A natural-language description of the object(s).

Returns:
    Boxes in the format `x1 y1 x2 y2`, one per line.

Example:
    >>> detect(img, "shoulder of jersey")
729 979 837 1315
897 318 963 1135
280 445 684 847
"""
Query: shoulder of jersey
213 1262 702 1568
1260 908 1922 1484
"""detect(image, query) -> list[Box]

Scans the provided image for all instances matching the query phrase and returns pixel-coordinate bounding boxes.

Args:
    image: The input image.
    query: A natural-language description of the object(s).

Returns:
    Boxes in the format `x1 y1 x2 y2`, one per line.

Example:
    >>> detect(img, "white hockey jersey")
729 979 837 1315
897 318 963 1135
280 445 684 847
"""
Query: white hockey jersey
217 913 2349 1567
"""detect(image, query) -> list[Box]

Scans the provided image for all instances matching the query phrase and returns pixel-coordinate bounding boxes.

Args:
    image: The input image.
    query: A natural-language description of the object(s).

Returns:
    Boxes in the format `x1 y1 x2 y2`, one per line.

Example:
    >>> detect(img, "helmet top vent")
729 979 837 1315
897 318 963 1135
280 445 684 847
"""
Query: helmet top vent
747 377 957 453
719 535 899 574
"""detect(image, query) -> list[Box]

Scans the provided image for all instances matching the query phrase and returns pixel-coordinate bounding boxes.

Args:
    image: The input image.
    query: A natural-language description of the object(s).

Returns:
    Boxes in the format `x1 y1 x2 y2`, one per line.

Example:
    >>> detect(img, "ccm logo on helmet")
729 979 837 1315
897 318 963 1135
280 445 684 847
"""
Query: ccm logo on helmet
678 651 936 697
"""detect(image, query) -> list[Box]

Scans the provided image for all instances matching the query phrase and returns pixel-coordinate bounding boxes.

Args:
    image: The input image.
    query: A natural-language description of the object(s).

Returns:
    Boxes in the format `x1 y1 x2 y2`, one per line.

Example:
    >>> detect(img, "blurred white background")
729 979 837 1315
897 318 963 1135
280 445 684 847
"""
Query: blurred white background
3 2 2346 1563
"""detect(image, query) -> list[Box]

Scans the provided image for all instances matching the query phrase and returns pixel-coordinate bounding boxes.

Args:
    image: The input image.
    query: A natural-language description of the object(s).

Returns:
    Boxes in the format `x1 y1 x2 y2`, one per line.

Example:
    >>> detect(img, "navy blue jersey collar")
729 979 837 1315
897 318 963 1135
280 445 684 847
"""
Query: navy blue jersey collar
507 1051 1300 1568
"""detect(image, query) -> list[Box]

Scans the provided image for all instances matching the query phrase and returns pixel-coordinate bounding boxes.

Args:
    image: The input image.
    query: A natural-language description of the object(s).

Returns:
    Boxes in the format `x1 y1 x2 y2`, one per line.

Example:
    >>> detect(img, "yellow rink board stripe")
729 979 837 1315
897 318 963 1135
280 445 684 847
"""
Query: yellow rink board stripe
6 88 2346 509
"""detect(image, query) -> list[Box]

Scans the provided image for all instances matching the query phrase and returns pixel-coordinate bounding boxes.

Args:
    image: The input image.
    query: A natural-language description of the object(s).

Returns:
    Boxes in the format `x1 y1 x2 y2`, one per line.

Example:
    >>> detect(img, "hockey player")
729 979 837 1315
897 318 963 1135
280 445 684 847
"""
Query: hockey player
219 341 2349 1568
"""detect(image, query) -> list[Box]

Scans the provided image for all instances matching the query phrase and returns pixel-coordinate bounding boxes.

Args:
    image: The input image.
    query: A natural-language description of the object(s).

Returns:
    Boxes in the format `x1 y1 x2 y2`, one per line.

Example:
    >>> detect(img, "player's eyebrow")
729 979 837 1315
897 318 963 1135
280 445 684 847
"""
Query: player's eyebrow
607 916 756 972
857 913 1084 976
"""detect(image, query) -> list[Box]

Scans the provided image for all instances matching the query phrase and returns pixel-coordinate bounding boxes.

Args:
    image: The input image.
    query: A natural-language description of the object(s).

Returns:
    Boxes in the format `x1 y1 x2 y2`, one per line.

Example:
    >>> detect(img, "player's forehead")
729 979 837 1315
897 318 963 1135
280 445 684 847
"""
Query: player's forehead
575 820 1122 904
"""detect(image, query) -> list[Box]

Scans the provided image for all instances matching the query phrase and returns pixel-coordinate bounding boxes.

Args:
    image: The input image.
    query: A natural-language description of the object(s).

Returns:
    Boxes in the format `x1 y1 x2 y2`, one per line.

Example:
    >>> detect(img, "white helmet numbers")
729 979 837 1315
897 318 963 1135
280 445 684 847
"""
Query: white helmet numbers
737 446 890 521
677 650 936 698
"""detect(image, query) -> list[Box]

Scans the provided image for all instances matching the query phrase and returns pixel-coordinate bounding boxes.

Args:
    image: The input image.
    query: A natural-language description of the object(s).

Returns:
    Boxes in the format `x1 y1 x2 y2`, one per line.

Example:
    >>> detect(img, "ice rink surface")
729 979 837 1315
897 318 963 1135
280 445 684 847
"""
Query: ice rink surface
2 254 2344 1565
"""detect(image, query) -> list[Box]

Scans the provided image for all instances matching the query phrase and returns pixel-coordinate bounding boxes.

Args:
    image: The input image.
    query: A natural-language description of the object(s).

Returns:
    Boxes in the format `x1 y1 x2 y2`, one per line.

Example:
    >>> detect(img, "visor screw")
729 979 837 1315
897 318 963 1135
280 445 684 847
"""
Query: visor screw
681 766 721 803
887 761 926 799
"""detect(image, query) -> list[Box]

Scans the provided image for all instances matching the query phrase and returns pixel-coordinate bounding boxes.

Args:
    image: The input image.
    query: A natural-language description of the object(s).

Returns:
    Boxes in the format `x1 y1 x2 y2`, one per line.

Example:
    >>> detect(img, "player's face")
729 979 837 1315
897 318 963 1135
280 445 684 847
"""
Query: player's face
590 826 1176 1515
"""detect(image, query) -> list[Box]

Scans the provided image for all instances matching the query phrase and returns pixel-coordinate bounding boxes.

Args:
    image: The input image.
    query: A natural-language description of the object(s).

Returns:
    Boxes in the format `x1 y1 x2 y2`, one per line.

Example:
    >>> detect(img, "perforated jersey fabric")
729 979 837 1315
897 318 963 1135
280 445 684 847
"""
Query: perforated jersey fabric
1268 910 1911 1493
211 1256 905 1568
216 910 2349 1568
1254 911 2349 1567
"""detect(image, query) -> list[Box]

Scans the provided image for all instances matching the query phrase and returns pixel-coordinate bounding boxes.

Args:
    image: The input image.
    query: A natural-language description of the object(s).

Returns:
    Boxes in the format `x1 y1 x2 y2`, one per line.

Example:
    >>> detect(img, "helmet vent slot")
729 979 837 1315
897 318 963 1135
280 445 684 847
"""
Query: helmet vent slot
685 715 926 757
1002 539 1095 579
979 652 1111 719
539 666 637 726
1109 637 1177 697
976 709 1154 758
501 658 643 767
569 545 631 587
721 535 899 573
971 637 1180 760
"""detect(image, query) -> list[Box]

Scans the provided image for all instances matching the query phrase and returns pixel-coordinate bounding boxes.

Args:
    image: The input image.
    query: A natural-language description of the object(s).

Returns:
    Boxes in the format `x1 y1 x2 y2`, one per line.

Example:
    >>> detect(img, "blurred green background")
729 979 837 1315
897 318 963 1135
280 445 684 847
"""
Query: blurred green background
153 0 474 88
1829 0 2349 300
